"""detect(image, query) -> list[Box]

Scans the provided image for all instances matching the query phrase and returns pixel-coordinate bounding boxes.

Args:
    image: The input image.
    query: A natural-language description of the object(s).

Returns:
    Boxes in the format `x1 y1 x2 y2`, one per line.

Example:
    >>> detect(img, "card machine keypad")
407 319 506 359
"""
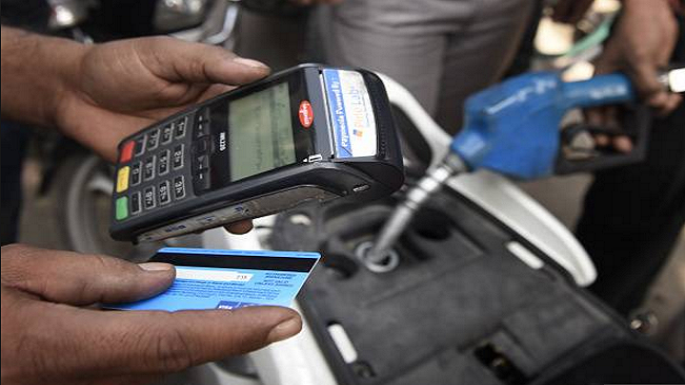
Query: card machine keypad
114 110 225 222
114 116 191 221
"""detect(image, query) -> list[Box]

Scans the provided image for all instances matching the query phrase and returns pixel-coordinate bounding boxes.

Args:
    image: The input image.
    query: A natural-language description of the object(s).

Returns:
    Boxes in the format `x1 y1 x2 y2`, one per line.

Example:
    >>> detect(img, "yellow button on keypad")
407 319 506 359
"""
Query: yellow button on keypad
116 166 130 193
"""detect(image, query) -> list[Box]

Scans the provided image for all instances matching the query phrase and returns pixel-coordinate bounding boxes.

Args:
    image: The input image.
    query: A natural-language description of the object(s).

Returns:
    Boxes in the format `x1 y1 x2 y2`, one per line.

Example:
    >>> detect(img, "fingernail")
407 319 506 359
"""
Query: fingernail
139 262 174 272
233 57 270 70
267 317 302 343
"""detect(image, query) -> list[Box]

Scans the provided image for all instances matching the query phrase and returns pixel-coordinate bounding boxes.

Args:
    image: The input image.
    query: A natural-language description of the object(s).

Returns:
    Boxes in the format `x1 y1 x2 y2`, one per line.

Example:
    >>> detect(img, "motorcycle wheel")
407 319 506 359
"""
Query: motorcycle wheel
54 153 136 258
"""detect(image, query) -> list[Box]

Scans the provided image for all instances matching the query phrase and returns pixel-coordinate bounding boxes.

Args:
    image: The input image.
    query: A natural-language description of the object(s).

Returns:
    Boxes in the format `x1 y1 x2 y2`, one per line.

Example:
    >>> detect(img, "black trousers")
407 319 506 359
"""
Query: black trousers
578 18 685 315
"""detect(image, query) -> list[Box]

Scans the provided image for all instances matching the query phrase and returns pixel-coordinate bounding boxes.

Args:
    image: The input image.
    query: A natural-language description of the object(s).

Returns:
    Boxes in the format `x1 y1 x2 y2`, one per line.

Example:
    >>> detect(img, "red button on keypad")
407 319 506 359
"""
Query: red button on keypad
119 141 135 163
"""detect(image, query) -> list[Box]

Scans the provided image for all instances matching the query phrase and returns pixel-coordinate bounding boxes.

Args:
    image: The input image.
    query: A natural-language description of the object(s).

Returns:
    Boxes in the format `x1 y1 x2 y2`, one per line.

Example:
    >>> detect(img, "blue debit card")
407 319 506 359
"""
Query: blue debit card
106 248 321 311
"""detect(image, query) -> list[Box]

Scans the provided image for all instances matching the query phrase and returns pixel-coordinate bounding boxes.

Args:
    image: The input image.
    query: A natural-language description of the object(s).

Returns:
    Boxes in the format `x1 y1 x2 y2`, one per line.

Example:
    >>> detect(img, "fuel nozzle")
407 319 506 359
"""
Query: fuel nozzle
363 69 683 273
362 153 466 271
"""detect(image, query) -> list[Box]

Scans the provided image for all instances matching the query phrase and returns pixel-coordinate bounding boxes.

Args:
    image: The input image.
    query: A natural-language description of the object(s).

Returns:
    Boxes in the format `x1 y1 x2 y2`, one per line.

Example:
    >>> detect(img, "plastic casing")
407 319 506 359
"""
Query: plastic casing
109 64 404 242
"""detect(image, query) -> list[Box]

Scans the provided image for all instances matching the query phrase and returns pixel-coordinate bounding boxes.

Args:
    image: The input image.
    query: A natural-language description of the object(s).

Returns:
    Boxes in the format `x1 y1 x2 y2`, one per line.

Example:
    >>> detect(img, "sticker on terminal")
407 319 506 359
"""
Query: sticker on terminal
323 69 377 158
105 248 320 311
299 100 314 128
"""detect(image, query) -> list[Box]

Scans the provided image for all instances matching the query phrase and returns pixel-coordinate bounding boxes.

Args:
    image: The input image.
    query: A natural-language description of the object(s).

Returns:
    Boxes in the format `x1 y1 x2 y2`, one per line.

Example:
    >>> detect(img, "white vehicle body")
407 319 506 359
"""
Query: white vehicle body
173 74 597 385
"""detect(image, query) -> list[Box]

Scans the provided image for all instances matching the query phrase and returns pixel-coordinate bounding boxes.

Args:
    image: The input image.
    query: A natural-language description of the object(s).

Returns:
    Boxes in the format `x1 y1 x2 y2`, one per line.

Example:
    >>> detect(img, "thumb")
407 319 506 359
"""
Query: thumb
1 244 175 306
629 61 683 115
51 306 302 377
138 37 271 86
629 60 667 104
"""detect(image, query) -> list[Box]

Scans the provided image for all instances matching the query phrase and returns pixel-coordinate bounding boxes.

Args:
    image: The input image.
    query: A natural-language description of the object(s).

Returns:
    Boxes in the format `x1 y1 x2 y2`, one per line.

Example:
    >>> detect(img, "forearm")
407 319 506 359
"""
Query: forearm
0 26 87 127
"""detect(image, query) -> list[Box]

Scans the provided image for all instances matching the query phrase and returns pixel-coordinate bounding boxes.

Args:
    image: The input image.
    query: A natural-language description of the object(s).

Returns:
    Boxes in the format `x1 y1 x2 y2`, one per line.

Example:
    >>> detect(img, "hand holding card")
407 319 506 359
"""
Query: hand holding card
1 244 303 385
107 248 320 311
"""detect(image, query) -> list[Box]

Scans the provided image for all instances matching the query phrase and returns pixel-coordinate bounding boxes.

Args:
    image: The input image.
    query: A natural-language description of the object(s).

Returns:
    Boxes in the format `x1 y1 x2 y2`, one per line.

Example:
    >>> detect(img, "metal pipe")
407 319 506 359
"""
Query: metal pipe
364 153 466 267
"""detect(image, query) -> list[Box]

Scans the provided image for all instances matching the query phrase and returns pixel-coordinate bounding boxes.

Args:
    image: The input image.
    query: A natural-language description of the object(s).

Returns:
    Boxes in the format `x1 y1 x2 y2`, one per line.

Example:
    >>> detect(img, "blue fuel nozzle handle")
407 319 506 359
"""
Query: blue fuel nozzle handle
562 73 635 108
450 71 637 180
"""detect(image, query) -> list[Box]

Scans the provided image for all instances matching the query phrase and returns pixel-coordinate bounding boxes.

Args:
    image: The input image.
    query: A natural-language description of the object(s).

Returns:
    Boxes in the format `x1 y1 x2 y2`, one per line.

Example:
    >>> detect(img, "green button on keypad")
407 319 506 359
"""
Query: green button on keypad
116 196 129 220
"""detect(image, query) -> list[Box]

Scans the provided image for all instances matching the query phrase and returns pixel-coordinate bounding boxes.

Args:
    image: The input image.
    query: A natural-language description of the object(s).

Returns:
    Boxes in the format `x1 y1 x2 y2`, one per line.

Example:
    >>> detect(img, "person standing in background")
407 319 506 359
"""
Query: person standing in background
314 0 537 133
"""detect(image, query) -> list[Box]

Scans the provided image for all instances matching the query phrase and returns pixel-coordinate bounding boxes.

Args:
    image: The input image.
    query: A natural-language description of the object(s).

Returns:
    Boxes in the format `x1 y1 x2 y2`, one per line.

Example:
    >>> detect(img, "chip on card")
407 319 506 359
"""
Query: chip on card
107 248 320 311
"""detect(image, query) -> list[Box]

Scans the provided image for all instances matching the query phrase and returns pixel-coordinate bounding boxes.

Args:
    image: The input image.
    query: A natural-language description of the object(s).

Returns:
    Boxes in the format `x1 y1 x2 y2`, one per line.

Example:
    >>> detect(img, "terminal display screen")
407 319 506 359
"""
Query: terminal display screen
228 83 297 182
206 73 316 191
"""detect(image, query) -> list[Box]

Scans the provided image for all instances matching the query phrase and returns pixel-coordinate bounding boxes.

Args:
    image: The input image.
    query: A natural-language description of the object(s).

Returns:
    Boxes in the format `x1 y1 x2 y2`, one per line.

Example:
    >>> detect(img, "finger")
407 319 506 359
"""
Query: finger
585 107 606 127
653 93 683 117
63 104 154 163
139 37 271 86
612 135 633 153
128 84 234 122
57 306 301 376
586 108 610 147
1 244 175 306
604 106 621 131
224 220 254 235
630 61 669 107
594 134 610 147
198 84 235 102
646 90 672 112
664 93 683 114
586 106 621 148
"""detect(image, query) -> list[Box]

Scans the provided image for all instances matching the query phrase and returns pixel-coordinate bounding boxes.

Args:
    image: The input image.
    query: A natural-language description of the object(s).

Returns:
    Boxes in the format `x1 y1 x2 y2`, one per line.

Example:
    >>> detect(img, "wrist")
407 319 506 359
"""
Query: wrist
0 28 89 129
41 36 91 130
